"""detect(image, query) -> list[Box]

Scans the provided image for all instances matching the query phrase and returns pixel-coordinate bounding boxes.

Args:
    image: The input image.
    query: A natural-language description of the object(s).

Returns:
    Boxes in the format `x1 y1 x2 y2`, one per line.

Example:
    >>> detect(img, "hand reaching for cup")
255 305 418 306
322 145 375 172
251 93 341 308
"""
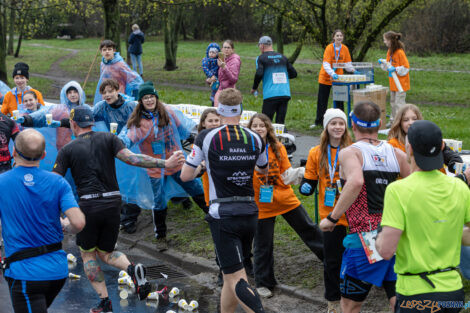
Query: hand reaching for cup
49 120 61 128
165 150 186 169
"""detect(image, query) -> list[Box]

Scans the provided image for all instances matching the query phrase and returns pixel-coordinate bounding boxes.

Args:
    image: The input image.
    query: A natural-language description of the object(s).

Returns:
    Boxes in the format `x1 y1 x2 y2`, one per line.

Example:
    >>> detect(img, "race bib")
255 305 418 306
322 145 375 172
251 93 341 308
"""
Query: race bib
324 187 336 207
272 72 287 84
151 141 164 155
259 185 274 203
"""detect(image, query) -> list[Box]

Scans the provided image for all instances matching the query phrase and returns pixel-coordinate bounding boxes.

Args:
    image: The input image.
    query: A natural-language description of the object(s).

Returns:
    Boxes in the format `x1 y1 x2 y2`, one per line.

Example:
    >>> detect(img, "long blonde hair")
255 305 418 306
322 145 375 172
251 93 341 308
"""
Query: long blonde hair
319 120 352 175
387 104 423 146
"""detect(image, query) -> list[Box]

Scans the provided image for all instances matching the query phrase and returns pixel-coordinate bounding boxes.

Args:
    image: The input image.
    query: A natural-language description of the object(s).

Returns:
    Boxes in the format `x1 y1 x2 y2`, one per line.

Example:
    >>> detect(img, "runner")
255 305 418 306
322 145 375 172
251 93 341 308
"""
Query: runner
300 108 352 313
250 36 297 124
319 101 410 313
119 81 208 251
0 129 85 313
249 113 323 299
0 111 20 174
377 120 470 313
380 31 410 125
181 88 267 313
312 30 355 128
52 106 185 313
387 104 462 172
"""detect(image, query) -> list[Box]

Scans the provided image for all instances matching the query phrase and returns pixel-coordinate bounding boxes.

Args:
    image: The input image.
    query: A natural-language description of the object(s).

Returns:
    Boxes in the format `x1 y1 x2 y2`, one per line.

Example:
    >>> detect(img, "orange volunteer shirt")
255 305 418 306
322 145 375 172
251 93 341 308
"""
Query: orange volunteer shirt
253 143 301 219
1 88 45 116
387 49 410 92
318 43 352 86
304 145 348 227
202 172 210 207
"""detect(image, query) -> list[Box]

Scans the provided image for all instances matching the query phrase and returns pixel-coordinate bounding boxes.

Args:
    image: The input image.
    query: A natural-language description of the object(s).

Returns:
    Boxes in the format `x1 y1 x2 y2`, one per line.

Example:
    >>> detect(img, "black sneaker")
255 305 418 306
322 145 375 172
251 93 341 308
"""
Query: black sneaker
90 298 112 313
128 263 151 300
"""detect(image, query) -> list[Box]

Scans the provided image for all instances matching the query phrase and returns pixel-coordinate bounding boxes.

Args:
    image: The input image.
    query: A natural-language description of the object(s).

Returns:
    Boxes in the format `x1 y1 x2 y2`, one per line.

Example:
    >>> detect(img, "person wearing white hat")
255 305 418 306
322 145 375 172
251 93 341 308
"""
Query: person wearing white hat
300 108 352 313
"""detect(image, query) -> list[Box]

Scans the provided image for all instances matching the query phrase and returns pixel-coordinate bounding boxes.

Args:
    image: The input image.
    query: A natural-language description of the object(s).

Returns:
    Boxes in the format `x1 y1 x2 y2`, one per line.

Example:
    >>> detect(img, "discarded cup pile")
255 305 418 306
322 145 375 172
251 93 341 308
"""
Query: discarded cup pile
67 253 80 279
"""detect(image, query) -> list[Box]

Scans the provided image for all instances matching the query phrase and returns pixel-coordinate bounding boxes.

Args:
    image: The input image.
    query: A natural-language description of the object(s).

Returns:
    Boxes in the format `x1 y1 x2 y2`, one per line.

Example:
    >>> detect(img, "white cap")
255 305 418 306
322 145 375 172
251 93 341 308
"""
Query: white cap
323 108 347 129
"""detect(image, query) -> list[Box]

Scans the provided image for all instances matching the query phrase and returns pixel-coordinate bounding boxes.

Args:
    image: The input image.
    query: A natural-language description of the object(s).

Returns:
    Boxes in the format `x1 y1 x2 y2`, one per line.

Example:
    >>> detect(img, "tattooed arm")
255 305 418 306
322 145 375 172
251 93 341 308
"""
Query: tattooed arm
116 149 185 169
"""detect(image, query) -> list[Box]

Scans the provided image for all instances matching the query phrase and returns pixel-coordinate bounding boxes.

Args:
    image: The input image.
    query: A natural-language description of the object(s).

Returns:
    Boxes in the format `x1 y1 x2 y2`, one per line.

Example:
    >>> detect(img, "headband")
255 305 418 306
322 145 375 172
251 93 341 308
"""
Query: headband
14 143 42 161
350 112 380 128
217 103 243 117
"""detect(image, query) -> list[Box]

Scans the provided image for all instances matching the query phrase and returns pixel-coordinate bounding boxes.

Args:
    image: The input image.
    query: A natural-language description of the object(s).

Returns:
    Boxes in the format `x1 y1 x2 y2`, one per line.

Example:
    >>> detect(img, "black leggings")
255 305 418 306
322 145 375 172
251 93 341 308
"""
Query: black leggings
6 277 66 313
315 83 344 126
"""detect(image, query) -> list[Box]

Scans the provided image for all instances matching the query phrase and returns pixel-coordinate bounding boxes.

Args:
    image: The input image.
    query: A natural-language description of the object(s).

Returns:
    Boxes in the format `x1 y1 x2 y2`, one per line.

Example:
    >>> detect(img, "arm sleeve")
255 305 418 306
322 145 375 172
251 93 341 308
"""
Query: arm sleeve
252 56 264 90
381 185 405 230
59 178 79 214
396 50 410 76
202 58 212 78
287 59 297 79
185 133 205 167
443 144 463 173
323 62 335 77
53 149 69 176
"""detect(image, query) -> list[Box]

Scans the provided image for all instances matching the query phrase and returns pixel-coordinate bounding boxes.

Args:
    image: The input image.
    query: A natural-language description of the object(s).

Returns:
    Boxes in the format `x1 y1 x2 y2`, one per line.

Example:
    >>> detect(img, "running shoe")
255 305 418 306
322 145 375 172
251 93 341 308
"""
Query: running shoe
128 263 151 300
90 298 112 313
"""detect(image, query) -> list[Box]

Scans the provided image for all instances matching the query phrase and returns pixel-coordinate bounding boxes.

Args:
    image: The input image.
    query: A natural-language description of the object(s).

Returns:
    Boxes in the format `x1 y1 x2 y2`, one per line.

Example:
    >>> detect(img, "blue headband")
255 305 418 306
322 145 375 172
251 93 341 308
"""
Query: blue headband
14 143 42 161
350 112 380 128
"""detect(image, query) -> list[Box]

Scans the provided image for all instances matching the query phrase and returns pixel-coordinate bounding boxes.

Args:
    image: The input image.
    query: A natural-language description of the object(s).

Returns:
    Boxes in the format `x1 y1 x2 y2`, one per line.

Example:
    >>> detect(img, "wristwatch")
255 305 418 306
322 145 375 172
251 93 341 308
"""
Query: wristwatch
327 212 339 224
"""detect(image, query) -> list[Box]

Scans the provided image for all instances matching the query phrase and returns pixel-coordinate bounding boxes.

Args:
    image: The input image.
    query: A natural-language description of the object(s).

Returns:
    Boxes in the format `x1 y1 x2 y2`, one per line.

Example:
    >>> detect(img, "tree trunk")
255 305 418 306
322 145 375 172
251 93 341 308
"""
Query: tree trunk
0 4 7 83
275 14 284 54
102 0 121 52
14 29 23 58
288 28 307 64
7 0 15 55
163 6 183 71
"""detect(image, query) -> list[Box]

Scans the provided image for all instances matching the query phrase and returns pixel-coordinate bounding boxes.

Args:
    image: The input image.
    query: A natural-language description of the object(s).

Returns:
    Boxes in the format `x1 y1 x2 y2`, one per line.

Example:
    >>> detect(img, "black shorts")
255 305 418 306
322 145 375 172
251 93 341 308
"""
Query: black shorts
395 289 465 313
7 277 66 313
77 205 120 253
206 214 257 275
341 274 396 302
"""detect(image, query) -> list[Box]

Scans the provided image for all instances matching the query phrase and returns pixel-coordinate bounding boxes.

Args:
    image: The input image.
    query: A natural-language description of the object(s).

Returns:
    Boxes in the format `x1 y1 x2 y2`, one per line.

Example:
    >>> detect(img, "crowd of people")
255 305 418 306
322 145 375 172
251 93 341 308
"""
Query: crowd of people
0 28 469 313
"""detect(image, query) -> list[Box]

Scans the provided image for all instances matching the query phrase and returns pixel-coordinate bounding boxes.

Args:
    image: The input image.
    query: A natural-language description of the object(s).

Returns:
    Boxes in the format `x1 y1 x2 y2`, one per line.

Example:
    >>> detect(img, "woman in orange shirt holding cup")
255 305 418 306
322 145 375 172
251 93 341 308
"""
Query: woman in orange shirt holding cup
249 113 324 299
313 29 355 128
300 108 353 313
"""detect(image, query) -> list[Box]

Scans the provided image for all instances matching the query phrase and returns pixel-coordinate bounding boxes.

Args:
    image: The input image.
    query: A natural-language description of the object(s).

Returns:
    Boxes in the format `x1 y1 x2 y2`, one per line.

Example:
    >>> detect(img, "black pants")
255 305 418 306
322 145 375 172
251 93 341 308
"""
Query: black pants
6 277 66 313
315 83 344 126
262 97 290 124
120 202 142 229
253 205 324 288
395 289 465 313
323 225 347 301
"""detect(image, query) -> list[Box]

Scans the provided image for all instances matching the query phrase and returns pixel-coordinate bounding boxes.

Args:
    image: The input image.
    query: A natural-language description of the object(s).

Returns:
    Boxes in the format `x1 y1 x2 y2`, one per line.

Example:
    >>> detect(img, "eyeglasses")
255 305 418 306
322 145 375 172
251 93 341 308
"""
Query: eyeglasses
222 46 232 49
142 95 155 101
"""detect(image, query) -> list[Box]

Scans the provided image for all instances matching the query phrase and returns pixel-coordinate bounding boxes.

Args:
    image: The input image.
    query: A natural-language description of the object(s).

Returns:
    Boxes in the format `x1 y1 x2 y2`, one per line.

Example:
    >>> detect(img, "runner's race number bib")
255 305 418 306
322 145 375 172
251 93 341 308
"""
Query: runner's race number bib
272 72 287 84
259 185 274 203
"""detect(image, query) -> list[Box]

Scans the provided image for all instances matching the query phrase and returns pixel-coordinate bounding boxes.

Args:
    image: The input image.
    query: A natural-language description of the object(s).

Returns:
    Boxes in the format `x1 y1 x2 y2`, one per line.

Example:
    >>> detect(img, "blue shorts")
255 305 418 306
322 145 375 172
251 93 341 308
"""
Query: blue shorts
340 247 396 287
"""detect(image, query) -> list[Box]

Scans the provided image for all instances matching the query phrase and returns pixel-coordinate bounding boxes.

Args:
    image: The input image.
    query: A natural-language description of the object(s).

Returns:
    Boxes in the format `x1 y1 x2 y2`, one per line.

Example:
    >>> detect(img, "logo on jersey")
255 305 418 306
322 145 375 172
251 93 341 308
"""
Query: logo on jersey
191 148 196 157
227 171 250 186
23 173 34 186
372 155 386 167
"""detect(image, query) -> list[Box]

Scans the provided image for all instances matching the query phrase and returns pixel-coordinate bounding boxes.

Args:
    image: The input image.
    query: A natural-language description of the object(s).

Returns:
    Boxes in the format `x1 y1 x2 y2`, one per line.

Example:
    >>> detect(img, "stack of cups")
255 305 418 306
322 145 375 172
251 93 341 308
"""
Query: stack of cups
12 110 19 121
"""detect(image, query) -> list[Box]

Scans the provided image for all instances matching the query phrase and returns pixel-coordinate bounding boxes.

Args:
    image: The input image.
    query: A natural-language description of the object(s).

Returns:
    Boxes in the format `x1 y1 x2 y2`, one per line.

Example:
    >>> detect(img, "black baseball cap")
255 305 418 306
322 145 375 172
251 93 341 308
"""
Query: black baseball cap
407 120 443 171
70 106 94 128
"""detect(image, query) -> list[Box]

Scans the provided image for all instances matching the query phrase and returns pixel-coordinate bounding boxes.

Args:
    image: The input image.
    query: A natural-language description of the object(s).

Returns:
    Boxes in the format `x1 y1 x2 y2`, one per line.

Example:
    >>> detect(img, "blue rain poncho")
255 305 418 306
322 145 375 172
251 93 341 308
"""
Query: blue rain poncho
0 80 11 104
118 106 198 210
94 52 143 105
92 94 136 134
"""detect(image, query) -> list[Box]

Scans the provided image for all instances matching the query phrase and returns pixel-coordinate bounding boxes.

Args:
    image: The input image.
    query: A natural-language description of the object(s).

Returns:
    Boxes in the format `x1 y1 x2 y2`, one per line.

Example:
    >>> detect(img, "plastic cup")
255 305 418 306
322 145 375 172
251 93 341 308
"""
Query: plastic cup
118 277 131 285
178 299 189 310
455 162 464 175
67 253 77 263
188 300 199 311
119 289 128 300
118 270 128 278
166 311 177 313
68 273 80 279
46 113 53 125
12 110 19 120
119 299 129 307
457 141 463 153
146 301 159 308
169 287 180 297
147 291 159 300
110 123 118 134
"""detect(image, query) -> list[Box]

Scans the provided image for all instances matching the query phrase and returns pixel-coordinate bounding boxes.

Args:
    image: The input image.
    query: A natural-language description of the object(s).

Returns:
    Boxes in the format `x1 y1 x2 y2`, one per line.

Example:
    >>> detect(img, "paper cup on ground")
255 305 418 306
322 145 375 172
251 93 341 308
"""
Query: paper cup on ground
188 300 199 311
147 292 159 300
46 114 53 125
12 110 19 120
178 299 189 310
119 289 129 300
118 270 128 278
67 253 77 263
68 273 80 279
169 287 180 297
110 123 118 134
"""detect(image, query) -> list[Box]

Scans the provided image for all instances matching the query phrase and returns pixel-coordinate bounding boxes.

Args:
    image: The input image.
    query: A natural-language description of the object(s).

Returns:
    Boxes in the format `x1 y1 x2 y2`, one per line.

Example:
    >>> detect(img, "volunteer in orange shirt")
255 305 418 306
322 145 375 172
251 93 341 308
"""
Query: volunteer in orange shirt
381 31 410 123
300 108 352 313
388 104 462 174
249 113 324 298
313 29 355 128
1 62 44 116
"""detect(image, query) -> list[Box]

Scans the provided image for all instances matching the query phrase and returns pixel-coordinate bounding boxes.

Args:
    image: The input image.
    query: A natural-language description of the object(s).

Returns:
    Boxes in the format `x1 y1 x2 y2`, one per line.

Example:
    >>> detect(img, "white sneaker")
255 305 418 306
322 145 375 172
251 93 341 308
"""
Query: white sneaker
256 287 273 298
309 124 320 129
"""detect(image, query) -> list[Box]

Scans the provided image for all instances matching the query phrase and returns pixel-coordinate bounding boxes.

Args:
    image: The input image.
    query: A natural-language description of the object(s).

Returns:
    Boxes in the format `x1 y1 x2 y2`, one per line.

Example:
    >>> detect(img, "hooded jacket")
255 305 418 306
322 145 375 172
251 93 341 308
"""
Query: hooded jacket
202 43 220 79
128 30 145 55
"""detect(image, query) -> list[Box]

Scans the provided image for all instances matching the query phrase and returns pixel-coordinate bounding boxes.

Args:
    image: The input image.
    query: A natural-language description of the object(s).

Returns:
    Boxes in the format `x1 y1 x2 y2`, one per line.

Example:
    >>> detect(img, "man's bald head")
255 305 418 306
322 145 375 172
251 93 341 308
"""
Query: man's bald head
15 129 45 162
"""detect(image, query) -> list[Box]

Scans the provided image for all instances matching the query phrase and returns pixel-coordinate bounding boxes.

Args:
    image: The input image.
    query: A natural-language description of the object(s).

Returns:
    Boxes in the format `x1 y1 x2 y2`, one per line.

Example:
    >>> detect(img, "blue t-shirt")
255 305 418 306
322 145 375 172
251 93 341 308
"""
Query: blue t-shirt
0 166 78 281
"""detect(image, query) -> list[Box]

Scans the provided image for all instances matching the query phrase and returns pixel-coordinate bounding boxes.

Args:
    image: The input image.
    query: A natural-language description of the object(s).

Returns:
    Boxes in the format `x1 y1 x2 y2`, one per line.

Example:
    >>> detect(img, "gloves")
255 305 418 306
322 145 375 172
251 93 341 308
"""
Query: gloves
15 116 25 124
49 120 61 128
387 66 396 77
300 183 312 194
332 73 339 80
